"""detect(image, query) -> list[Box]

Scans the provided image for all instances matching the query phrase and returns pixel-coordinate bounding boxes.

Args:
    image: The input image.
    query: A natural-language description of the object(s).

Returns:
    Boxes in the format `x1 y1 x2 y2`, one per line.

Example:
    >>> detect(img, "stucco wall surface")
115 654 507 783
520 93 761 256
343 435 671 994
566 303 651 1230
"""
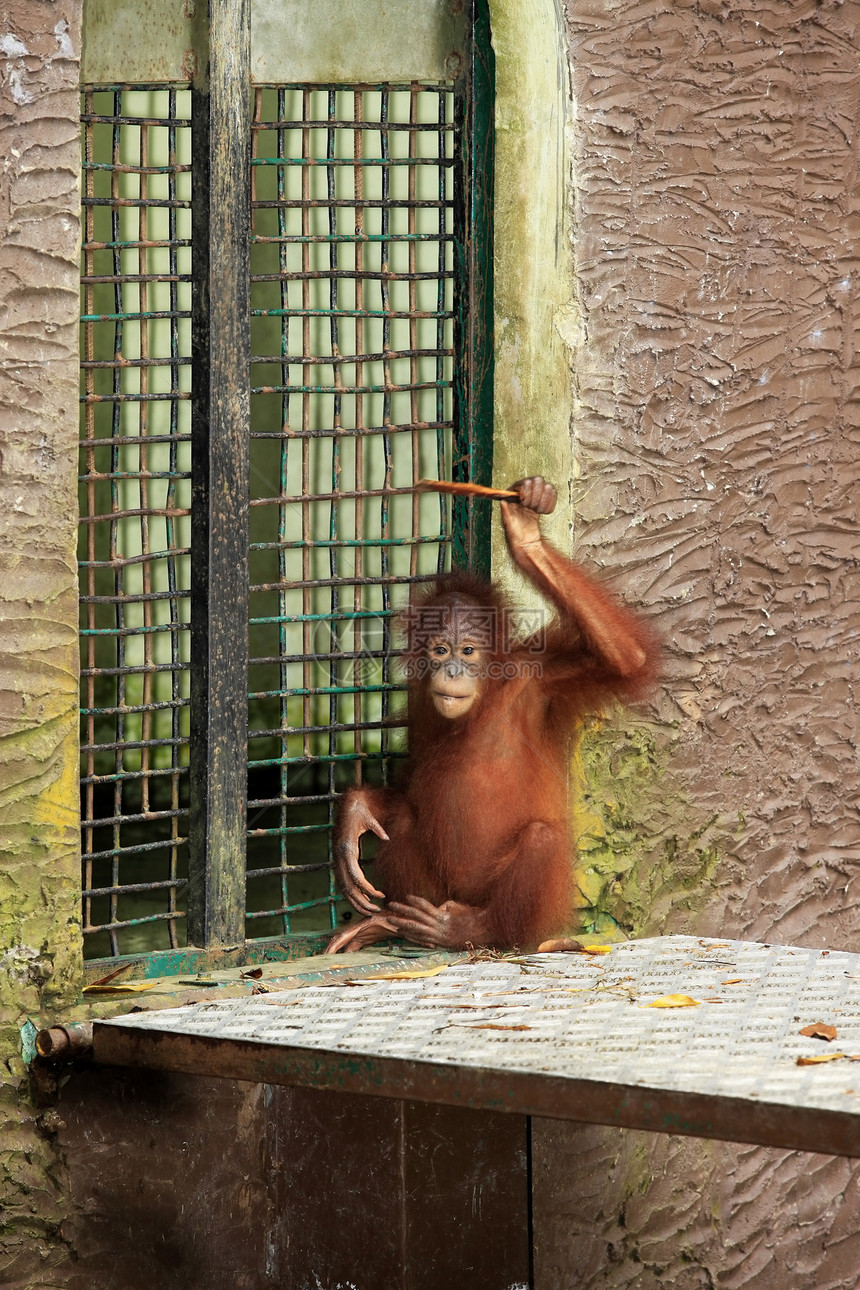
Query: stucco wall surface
534 1 860 1286
0 1 83 1284
566 0 860 945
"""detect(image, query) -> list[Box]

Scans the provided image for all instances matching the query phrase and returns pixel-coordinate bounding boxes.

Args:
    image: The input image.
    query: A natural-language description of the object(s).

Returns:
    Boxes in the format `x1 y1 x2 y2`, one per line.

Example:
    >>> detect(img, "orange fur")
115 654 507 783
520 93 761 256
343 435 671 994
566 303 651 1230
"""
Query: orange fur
333 551 659 952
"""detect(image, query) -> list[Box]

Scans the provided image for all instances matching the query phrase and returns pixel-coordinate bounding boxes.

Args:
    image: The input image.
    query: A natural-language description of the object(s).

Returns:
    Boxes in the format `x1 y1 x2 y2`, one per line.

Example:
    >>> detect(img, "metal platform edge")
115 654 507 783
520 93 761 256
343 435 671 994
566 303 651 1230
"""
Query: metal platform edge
92 1021 860 1158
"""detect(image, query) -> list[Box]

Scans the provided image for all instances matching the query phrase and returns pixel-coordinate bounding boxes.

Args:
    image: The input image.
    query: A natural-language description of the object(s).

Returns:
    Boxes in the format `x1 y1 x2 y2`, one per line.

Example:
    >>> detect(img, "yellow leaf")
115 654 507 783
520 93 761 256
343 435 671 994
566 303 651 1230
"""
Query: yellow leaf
582 945 612 955
83 981 155 995
796 1053 846 1066
359 964 450 981
645 993 701 1008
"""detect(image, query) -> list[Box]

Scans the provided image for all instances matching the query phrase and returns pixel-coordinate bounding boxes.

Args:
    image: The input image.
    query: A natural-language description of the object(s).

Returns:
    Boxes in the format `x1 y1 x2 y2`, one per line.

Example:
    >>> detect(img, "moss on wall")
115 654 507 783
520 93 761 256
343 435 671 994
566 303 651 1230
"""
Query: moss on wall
575 719 724 938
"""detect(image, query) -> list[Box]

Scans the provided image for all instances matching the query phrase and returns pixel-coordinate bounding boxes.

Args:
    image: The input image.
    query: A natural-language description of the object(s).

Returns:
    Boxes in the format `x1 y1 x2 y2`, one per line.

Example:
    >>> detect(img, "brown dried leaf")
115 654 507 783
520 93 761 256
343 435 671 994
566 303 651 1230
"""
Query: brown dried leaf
87 961 140 988
537 938 584 953
796 1053 846 1066
800 1023 838 1042
241 967 264 980
463 1023 532 1031
721 978 744 985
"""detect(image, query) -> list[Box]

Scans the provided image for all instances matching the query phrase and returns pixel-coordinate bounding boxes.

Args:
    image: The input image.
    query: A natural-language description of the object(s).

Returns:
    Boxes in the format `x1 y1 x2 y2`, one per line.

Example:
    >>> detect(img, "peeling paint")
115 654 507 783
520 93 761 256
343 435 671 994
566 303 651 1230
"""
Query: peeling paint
8 68 34 105
53 20 74 60
0 33 29 58
19 1019 37 1064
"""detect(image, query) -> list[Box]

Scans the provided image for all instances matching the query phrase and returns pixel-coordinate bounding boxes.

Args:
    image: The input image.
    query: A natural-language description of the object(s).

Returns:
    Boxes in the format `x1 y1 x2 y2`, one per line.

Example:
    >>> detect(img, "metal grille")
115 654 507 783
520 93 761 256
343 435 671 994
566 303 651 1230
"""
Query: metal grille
79 87 192 957
78 49 490 966
245 85 456 939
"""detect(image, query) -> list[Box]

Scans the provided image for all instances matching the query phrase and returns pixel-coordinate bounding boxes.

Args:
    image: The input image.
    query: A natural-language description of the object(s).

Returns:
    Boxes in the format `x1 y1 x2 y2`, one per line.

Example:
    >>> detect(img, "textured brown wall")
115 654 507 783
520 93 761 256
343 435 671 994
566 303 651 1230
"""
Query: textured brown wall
533 2 860 1286
568 0 860 946
0 1 83 1284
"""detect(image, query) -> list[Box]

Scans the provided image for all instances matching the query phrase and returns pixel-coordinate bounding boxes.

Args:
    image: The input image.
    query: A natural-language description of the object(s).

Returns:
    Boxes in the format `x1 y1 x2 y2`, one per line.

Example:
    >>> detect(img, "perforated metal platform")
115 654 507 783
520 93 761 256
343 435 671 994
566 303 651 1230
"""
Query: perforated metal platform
94 935 860 1156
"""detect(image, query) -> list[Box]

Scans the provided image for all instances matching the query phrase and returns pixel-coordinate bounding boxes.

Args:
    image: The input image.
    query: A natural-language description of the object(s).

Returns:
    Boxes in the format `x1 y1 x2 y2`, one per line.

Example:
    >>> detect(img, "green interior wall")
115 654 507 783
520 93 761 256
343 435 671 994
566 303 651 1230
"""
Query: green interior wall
489 0 575 568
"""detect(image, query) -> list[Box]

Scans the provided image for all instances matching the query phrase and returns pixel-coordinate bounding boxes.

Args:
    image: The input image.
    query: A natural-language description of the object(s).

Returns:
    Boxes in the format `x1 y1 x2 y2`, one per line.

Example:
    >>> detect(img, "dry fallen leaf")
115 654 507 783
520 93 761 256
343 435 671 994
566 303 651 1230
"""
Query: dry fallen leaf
800 1023 838 1042
87 962 140 988
582 945 612 955
722 978 744 985
359 964 450 981
797 1053 846 1066
645 993 701 1008
462 1023 532 1031
537 938 584 953
83 981 155 995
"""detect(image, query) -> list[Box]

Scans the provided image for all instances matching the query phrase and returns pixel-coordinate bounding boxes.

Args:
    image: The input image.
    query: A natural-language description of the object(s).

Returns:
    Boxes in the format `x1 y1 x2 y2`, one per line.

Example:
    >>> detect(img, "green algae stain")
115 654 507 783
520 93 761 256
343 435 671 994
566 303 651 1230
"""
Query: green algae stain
571 717 722 939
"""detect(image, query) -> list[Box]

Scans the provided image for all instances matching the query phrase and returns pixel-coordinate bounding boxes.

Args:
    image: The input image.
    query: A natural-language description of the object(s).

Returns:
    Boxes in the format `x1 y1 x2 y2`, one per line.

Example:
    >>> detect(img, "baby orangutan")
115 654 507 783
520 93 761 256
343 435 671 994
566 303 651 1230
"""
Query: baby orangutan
325 476 657 954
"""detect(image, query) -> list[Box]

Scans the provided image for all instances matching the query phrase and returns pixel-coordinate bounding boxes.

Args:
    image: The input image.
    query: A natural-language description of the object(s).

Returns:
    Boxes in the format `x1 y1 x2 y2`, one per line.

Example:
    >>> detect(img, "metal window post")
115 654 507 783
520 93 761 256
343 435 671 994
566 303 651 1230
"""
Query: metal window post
452 0 495 577
188 0 252 946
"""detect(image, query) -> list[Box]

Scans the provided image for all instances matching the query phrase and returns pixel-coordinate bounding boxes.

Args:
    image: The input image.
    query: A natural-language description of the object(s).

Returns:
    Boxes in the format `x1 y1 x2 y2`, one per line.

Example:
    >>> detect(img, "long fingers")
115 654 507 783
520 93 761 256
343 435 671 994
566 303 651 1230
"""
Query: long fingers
325 915 398 954
387 899 442 941
339 852 385 915
507 476 557 514
392 895 437 915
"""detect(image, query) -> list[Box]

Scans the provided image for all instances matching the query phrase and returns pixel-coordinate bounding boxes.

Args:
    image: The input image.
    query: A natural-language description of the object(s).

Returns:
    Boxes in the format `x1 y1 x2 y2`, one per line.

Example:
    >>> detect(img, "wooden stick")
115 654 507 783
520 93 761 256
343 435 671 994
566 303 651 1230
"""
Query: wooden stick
414 478 520 500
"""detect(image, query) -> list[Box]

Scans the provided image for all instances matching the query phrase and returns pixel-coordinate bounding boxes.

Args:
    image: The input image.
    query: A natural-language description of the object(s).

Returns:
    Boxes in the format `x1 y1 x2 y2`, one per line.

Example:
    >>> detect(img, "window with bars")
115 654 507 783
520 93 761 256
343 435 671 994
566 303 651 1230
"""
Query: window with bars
78 2 493 968
80 86 193 960
245 85 457 940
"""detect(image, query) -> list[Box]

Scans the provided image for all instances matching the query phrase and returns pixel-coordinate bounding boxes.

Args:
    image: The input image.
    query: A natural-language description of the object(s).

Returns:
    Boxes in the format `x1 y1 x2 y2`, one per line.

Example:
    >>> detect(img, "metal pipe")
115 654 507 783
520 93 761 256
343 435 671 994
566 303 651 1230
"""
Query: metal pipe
35 1023 94 1062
